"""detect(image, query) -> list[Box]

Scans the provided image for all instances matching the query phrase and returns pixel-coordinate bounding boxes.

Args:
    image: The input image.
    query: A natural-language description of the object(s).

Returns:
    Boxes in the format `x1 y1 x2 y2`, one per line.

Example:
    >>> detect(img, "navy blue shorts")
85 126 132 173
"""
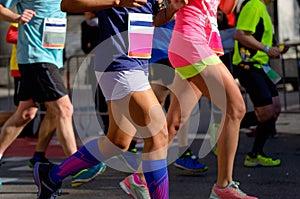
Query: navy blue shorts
235 66 278 107
18 63 67 103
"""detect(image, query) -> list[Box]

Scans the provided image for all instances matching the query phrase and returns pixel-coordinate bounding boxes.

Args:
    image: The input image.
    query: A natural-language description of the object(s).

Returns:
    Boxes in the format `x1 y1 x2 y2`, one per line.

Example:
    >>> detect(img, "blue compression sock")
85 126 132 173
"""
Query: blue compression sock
142 159 169 199
50 138 105 184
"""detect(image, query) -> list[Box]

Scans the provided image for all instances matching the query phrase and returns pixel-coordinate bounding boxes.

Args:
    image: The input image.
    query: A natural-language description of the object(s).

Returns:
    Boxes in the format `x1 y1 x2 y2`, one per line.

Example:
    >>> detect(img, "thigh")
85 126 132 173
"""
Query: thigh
168 73 202 123
189 62 244 113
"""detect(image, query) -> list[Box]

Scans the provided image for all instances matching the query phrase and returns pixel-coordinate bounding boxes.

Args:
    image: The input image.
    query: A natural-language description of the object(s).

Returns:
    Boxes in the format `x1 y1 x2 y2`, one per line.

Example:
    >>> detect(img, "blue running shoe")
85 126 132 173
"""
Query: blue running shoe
71 163 107 187
33 163 62 199
0 178 2 187
174 149 208 173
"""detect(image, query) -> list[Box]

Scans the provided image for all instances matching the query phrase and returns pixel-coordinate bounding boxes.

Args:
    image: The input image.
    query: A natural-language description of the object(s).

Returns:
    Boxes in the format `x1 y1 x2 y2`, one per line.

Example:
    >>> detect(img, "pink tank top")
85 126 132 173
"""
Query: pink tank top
169 0 223 68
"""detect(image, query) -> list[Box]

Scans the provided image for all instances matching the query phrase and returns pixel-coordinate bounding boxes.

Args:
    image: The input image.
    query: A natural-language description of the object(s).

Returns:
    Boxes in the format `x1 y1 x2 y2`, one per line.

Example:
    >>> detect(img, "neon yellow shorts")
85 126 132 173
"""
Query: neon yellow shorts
175 55 222 79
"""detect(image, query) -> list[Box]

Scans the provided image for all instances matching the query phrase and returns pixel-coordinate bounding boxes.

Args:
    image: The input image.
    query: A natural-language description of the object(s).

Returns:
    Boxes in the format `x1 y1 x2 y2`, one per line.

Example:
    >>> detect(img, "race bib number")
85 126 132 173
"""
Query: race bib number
128 13 154 59
42 18 67 49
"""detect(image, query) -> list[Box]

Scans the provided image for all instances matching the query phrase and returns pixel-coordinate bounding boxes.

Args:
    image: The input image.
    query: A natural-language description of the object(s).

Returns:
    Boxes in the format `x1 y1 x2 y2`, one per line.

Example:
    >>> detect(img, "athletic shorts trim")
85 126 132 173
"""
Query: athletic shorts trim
174 54 222 79
96 70 151 101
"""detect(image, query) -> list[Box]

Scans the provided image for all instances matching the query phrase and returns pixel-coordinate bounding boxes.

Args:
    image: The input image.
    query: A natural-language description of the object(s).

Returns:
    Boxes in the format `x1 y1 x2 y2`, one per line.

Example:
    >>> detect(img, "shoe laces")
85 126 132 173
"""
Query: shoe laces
181 149 196 158
257 154 277 162
229 181 247 196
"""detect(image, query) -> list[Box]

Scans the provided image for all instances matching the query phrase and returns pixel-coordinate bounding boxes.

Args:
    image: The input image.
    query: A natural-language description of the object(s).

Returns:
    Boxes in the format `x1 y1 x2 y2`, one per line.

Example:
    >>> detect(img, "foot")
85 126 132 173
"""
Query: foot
244 153 281 167
174 149 208 173
119 173 150 199
209 181 257 199
71 163 107 187
28 157 52 169
33 163 62 199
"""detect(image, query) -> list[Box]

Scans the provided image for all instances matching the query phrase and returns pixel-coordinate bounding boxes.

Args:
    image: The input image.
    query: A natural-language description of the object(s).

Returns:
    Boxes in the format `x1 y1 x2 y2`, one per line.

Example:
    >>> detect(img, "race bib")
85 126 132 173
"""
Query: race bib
128 13 154 59
208 17 224 56
42 18 67 49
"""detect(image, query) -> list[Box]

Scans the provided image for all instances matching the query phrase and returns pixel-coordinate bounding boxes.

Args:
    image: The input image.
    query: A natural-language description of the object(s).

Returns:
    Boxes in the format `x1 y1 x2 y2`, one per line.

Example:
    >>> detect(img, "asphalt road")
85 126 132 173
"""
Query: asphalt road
0 127 300 199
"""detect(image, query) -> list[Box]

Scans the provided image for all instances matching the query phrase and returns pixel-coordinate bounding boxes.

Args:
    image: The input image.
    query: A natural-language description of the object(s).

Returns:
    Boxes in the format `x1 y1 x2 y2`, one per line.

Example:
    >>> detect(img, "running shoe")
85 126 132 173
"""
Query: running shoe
71 162 107 187
244 154 281 167
28 157 51 169
174 149 208 173
209 181 258 199
0 178 2 187
119 173 150 199
33 163 62 199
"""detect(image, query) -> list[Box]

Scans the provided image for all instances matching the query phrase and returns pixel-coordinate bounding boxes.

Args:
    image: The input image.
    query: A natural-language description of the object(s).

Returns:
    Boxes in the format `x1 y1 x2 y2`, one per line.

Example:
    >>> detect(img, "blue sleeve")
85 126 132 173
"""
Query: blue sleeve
0 0 18 10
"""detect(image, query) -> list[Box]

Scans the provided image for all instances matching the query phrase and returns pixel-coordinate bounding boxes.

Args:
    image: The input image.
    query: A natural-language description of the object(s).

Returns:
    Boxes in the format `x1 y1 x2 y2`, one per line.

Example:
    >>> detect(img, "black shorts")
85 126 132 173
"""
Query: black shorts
149 58 175 86
17 63 67 103
235 66 278 107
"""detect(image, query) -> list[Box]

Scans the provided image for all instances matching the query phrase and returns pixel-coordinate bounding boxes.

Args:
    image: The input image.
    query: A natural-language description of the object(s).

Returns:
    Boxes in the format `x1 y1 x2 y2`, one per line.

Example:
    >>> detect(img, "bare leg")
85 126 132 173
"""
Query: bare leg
0 99 38 155
45 95 77 156
0 112 14 127
101 89 168 159
34 107 57 152
168 63 245 187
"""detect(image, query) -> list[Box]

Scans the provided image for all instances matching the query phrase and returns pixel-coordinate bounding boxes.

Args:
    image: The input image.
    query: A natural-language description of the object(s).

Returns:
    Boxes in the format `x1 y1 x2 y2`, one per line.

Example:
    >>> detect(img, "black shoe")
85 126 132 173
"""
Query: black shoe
33 163 62 199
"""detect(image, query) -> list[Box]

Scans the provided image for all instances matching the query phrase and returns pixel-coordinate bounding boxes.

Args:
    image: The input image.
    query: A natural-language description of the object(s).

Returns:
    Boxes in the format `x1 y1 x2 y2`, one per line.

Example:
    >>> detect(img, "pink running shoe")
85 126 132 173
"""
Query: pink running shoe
209 181 258 199
119 173 150 199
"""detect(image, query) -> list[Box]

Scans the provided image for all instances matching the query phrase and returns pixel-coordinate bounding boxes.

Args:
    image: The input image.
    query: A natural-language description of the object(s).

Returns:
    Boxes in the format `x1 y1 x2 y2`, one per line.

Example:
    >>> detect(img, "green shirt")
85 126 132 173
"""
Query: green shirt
233 0 273 68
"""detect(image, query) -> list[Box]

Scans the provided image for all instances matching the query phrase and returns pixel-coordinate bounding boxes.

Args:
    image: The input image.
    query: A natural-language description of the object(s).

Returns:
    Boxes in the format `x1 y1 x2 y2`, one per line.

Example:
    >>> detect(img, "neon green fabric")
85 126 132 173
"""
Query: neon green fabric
175 55 222 79
233 0 273 69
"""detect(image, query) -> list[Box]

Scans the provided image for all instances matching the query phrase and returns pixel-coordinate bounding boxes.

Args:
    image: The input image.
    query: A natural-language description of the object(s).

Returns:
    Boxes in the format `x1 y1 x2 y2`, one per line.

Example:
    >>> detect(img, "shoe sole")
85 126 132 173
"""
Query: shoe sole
244 160 281 167
244 163 281 167
71 165 107 187
33 162 43 198
173 163 208 173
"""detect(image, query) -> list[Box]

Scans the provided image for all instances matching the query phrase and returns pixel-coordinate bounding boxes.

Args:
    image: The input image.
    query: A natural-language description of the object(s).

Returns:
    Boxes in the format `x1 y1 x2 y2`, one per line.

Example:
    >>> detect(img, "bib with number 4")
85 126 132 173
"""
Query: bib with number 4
42 18 67 49
128 13 154 59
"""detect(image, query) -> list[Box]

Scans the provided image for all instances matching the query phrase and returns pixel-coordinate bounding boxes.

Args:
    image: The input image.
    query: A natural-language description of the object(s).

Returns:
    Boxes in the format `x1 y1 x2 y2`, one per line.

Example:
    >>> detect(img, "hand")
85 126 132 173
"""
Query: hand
170 0 189 11
18 9 36 25
118 0 147 8
280 44 290 54
267 46 281 58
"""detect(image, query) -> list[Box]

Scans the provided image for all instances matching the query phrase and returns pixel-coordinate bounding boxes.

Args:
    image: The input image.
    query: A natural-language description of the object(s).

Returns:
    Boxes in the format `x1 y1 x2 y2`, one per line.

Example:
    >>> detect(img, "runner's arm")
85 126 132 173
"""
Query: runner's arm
61 0 147 13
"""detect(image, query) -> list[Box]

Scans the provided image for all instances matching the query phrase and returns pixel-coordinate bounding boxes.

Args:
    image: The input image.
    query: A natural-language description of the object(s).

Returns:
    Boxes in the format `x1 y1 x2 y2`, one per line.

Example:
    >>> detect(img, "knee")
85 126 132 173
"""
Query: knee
24 111 36 121
145 126 169 149
18 108 37 123
167 115 181 137
57 102 74 118
227 102 246 122
274 104 281 119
